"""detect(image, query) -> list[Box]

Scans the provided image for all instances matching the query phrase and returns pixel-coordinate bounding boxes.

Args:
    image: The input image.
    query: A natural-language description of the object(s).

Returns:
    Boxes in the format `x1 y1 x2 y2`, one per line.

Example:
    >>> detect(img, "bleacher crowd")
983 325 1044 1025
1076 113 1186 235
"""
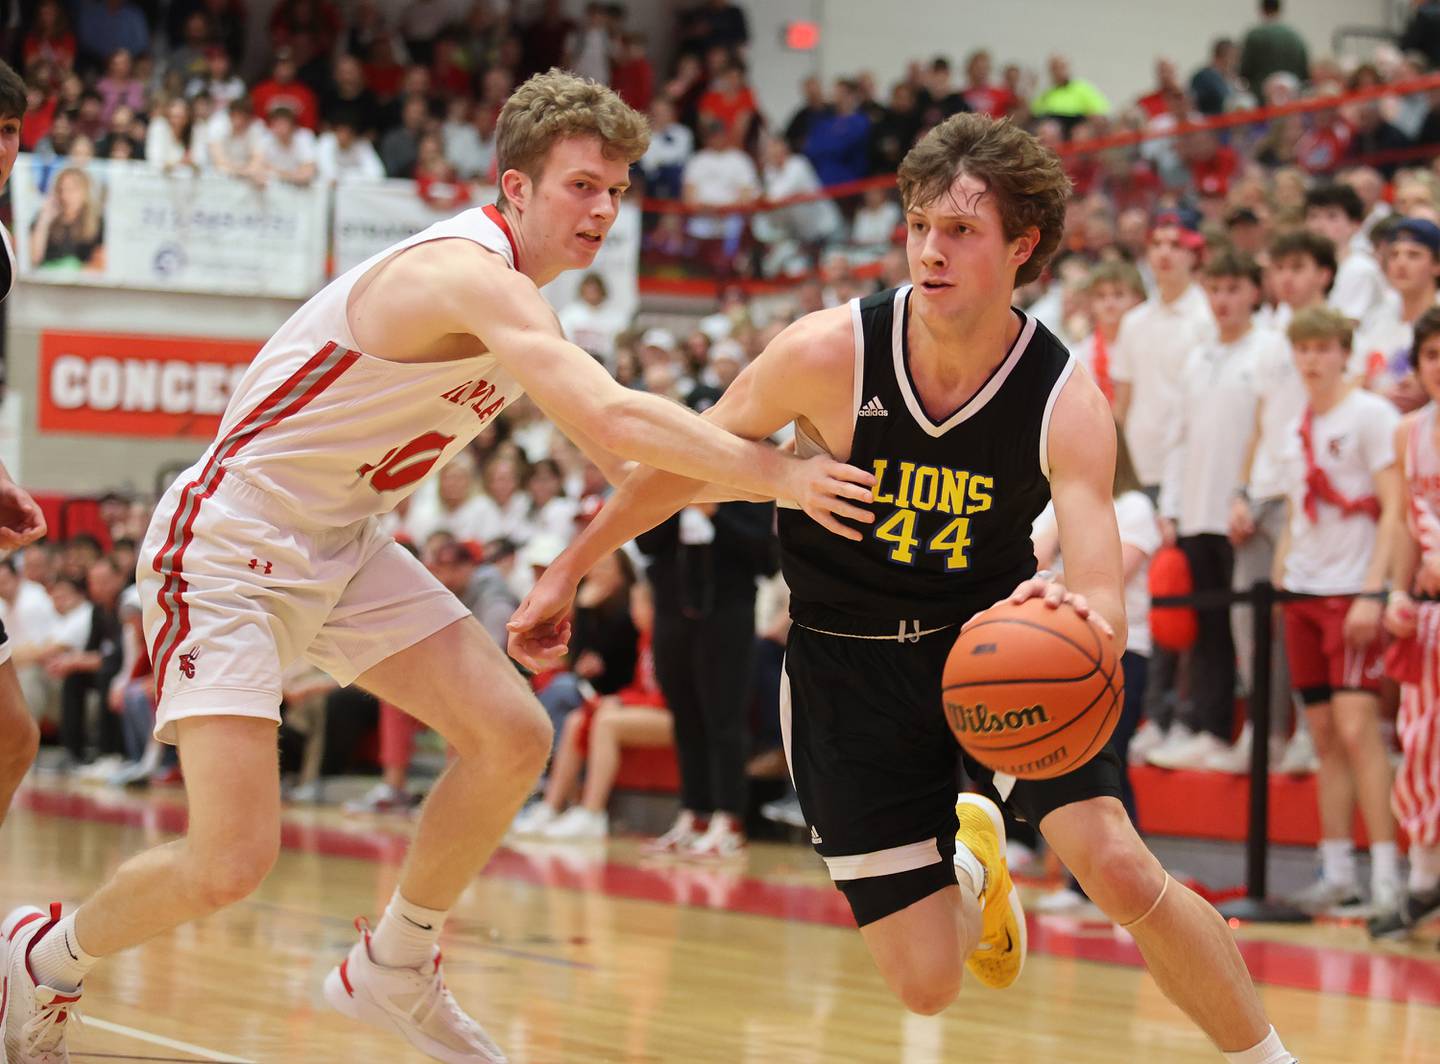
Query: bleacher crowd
14 0 1440 936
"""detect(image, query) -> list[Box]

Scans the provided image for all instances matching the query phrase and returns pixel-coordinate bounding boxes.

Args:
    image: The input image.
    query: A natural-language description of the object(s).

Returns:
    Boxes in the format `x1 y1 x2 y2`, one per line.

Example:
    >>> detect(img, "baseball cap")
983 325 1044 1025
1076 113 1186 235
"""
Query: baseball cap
641 327 677 352
1392 217 1440 258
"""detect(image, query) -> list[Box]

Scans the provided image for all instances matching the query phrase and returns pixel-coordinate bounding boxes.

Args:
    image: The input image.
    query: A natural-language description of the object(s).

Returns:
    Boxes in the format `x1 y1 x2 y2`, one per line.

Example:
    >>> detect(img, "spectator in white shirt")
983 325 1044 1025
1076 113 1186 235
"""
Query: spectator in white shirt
444 100 499 182
638 97 693 200
1111 214 1217 491
185 46 245 107
1071 261 1145 409
751 133 840 274
1152 250 1284 771
404 450 495 545
1341 165 1392 250
557 272 629 370
1275 306 1403 916
0 559 60 725
475 451 535 545
1307 182 1390 328
316 119 385 184
144 97 197 174
682 120 760 247
257 104 318 186
204 97 265 178
1353 217 1440 410
849 186 902 258
525 458 580 544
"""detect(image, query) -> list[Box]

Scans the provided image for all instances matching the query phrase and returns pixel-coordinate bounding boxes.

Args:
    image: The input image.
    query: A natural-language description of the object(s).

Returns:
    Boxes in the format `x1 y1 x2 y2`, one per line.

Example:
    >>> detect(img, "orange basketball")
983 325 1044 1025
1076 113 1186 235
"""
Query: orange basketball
942 597 1123 780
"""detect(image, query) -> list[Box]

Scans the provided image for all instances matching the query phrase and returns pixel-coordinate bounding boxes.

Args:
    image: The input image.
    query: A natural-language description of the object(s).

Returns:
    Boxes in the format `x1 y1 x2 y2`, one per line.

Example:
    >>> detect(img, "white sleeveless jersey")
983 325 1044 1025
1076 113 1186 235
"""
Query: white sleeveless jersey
184 204 526 528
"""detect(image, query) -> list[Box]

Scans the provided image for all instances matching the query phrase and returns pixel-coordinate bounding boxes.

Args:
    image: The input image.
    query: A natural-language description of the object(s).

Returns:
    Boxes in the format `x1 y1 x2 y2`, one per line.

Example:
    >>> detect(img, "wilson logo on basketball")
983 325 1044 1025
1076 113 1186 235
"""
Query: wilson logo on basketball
944 701 1050 736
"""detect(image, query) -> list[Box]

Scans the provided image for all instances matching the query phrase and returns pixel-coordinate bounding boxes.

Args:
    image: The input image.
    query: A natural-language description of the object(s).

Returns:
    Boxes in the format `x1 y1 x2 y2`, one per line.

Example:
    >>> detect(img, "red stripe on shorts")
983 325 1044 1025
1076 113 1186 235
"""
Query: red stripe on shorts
150 343 359 701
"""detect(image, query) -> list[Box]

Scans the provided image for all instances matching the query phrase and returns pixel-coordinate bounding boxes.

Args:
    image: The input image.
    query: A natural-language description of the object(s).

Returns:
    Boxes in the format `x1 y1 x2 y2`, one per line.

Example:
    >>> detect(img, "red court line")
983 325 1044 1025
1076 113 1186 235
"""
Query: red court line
17 786 1440 1007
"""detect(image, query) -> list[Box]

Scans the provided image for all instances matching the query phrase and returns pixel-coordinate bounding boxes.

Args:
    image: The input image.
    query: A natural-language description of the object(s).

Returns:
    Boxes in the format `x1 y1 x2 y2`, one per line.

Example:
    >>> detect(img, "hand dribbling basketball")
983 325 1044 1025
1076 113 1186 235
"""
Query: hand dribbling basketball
970 569 1116 642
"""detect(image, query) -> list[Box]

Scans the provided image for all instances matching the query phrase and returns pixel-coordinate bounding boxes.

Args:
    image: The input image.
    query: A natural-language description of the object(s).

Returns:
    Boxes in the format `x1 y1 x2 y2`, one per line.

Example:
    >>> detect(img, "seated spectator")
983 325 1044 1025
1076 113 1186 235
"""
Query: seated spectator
255 104 317 186
400 0 455 66
144 96 197 173
849 186 902 258
532 549 639 756
316 118 384 184
76 0 150 68
24 0 77 73
961 49 1016 118
269 0 342 85
0 559 60 726
803 79 871 187
476 451 534 544
165 10 213 86
1032 53 1110 133
49 558 124 771
1346 101 1411 180
380 94 429 178
697 61 757 145
682 119 759 254
637 96 692 199
525 459 580 544
251 47 319 131
558 272 628 369
513 580 668 840
204 96 265 178
404 450 492 544
753 133 840 274
564 2 614 85
321 53 379 135
185 46 245 107
30 166 106 272
96 48 145 125
443 99 498 181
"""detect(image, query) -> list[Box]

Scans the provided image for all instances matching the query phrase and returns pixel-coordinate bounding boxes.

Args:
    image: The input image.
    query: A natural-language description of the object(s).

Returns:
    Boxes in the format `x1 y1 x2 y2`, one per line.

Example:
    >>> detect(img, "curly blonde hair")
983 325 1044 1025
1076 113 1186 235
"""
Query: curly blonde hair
495 68 650 207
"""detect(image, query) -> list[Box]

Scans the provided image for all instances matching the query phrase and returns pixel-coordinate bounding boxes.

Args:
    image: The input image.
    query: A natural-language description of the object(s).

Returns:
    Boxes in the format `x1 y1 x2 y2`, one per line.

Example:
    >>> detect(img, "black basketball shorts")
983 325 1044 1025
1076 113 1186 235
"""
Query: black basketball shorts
781 617 1125 927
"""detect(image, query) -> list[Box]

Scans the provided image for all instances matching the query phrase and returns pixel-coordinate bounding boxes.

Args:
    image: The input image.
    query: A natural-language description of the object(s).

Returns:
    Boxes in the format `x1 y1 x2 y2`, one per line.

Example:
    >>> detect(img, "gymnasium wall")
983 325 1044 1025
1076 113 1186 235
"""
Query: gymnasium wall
746 0 1394 130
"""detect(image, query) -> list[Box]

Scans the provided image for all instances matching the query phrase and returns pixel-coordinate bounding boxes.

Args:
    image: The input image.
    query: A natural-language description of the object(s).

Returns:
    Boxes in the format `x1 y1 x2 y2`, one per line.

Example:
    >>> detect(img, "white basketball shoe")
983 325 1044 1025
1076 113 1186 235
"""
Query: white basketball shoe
2 904 83 1064
323 917 507 1063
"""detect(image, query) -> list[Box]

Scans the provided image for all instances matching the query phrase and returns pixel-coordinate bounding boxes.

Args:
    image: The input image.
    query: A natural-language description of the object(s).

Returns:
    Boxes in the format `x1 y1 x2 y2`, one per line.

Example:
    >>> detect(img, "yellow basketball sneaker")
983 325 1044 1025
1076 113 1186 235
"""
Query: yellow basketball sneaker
955 793 1027 989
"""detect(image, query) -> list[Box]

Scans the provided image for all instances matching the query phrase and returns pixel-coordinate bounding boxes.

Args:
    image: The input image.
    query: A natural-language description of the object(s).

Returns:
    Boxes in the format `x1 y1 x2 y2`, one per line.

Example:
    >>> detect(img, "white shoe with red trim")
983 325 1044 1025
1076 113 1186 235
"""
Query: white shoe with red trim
323 918 507 1063
2 904 83 1064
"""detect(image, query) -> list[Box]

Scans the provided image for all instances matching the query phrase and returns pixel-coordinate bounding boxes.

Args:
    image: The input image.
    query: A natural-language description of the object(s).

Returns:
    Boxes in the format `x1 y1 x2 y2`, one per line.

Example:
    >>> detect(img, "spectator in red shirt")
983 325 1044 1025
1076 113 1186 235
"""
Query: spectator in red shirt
362 34 406 101
24 0 77 73
252 47 319 130
961 49 1016 118
697 61 757 144
1186 130 1240 200
611 31 654 112
1136 58 1184 118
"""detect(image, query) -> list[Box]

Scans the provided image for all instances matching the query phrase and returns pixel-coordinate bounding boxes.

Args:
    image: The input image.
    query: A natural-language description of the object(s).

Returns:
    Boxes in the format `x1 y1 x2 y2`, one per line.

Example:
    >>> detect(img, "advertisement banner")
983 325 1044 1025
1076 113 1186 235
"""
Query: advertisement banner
38 331 262 438
10 155 328 298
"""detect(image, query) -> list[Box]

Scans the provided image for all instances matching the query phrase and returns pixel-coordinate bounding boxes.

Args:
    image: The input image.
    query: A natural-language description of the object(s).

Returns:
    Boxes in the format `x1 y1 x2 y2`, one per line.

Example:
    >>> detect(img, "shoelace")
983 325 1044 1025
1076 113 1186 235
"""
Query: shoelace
23 998 83 1054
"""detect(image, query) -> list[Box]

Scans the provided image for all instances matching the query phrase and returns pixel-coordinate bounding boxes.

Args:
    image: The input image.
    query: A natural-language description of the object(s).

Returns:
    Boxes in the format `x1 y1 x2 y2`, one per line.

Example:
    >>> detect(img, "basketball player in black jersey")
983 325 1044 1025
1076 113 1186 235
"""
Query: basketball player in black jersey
0 59 48 830
511 114 1295 1062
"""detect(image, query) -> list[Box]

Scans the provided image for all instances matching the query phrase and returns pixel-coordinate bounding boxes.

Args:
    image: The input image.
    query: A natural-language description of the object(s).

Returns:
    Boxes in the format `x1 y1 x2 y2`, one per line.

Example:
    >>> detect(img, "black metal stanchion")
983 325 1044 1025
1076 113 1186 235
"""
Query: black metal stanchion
1217 580 1309 923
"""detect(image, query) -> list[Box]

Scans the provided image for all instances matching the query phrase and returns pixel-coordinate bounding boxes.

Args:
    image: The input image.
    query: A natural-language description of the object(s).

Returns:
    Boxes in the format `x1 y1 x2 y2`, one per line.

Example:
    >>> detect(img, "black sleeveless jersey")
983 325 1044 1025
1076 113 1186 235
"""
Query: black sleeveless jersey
779 285 1075 628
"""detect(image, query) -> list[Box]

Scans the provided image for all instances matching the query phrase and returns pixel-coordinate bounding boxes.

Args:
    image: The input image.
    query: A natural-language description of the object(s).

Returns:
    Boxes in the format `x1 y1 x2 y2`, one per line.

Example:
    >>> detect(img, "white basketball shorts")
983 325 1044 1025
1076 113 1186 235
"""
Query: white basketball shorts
138 468 469 744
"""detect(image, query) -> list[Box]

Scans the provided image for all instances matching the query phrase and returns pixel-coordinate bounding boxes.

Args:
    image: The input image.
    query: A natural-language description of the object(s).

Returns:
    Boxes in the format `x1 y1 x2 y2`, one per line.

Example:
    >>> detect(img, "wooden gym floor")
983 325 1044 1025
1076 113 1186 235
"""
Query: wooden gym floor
3 782 1439 1063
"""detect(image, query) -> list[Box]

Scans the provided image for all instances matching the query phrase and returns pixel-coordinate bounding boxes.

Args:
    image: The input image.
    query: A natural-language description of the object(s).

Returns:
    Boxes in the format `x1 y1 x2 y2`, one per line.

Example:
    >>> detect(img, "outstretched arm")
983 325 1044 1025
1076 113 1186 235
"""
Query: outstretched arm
508 309 864 669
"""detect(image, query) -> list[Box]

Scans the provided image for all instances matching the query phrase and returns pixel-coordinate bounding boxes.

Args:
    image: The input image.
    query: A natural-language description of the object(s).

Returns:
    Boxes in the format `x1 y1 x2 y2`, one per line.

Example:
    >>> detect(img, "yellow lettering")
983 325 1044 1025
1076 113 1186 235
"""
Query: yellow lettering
911 466 939 512
966 475 994 514
872 459 894 504
896 462 916 509
940 468 969 515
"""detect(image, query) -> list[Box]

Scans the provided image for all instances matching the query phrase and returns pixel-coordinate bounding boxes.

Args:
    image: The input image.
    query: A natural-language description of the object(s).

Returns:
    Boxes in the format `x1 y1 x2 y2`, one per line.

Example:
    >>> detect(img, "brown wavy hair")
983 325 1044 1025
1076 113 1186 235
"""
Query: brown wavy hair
495 68 650 207
897 113 1071 286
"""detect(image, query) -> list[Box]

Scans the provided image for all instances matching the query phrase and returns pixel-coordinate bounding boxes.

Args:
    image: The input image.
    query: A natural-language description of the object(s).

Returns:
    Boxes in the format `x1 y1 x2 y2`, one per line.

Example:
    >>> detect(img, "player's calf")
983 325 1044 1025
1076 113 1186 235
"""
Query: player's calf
0 704 38 818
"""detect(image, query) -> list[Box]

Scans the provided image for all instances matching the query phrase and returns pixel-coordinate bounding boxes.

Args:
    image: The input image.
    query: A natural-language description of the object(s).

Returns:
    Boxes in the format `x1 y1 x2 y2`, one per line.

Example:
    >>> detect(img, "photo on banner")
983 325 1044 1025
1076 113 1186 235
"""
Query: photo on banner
9 154 329 298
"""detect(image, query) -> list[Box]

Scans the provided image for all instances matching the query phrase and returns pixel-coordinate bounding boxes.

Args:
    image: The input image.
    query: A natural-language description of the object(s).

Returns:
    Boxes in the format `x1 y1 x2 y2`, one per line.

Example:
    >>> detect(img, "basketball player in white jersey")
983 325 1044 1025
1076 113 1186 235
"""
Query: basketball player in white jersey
0 59 49 834
0 70 873 1064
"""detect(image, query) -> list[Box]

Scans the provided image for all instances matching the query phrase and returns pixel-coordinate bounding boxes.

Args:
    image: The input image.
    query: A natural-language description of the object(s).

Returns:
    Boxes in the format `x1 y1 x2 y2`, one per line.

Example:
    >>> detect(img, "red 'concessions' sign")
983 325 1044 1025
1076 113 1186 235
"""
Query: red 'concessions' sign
39 331 261 437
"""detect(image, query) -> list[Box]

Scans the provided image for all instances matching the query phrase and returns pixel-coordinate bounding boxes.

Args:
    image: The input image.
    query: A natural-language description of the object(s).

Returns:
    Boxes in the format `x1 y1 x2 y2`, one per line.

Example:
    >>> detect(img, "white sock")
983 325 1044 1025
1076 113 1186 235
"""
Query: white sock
1410 843 1440 893
953 845 986 900
1223 1026 1294 1064
29 913 99 992
1319 838 1356 886
1370 840 1401 890
368 889 448 970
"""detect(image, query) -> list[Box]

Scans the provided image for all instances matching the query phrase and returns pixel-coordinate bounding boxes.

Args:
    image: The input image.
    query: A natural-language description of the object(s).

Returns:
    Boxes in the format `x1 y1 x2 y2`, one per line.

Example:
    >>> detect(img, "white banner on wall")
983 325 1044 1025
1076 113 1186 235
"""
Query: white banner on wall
10 155 328 298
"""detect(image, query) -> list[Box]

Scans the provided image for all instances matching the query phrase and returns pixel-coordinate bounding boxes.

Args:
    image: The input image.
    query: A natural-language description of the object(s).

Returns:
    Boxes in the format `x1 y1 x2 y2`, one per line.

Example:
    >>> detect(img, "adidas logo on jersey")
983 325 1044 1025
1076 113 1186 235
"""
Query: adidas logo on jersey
858 396 888 417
